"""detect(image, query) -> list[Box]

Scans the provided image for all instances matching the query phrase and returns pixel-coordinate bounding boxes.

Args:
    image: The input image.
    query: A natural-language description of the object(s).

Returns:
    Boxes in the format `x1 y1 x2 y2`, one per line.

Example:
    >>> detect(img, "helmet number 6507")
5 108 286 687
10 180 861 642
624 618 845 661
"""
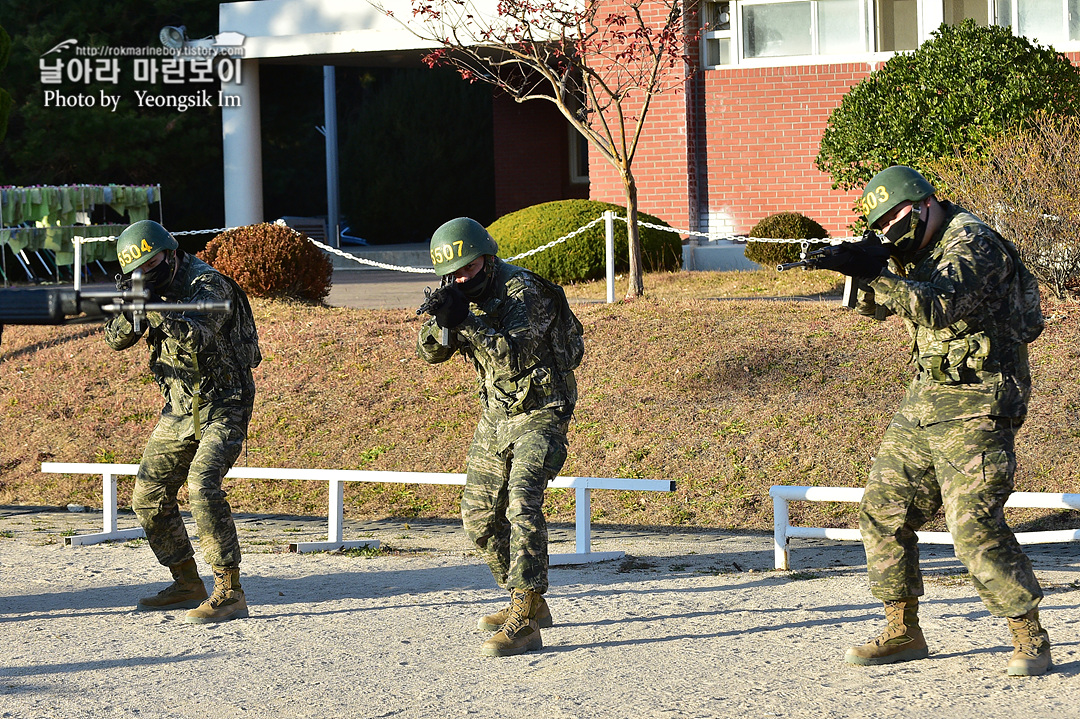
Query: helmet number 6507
430 241 464 265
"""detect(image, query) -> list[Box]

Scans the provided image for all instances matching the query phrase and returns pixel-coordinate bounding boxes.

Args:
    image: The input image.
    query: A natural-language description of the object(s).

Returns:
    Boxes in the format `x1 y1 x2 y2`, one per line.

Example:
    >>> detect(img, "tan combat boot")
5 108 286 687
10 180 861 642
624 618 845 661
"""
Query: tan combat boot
478 592 553 631
480 589 543 657
183 566 249 624
136 557 208 611
1006 609 1052 676
844 597 929 665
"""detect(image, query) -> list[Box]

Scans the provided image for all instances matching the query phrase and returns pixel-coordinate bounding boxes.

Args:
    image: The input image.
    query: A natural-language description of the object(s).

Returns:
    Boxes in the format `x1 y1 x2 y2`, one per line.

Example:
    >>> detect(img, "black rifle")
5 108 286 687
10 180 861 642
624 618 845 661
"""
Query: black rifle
776 244 845 272
776 231 885 273
0 269 232 334
416 284 449 316
415 282 452 345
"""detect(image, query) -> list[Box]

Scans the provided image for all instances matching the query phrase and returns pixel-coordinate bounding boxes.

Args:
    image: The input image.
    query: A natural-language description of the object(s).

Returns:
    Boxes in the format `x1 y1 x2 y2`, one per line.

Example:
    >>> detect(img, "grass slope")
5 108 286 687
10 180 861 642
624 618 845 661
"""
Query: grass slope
2 270 1077 533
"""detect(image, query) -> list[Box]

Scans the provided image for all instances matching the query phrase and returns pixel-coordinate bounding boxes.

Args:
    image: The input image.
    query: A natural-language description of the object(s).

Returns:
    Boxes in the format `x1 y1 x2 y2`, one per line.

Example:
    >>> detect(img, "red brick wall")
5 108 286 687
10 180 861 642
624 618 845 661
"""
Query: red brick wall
491 92 588 219
588 61 867 236
587 0 696 234
590 51 1080 239
701 63 870 236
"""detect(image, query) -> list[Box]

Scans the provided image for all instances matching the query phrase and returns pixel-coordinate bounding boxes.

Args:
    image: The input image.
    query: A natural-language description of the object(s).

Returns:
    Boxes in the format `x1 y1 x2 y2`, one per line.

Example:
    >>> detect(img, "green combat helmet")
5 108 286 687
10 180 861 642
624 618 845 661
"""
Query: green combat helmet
860 166 936 228
860 166 936 259
116 220 178 274
429 217 498 276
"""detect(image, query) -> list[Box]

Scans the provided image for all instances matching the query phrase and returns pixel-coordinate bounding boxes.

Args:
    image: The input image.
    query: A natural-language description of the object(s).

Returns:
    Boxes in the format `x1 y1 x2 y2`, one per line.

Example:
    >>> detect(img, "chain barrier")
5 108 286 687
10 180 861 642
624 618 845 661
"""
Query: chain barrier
172 227 231 236
633 217 860 245
306 236 436 274
75 215 857 274
504 216 607 261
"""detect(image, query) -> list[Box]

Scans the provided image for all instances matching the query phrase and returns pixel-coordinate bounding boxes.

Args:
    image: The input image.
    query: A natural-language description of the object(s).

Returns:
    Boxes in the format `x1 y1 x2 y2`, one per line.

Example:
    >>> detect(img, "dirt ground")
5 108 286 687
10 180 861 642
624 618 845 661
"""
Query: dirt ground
2 506 1079 719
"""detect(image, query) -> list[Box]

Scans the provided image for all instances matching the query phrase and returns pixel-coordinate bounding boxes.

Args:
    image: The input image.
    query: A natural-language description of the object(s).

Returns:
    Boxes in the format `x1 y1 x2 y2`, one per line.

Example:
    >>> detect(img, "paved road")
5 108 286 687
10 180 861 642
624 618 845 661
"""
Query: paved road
325 268 437 310
3 507 1079 719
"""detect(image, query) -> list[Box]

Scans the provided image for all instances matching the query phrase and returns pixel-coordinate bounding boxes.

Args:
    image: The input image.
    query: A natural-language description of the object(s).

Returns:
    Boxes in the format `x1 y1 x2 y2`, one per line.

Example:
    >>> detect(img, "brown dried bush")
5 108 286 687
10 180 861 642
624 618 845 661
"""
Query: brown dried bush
930 112 1080 302
199 222 332 302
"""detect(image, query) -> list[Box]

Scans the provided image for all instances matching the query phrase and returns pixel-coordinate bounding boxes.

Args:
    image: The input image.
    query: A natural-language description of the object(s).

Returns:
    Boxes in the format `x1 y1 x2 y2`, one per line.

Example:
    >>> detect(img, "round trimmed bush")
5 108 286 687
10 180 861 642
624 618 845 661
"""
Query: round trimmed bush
488 200 681 284
199 222 333 302
744 213 830 269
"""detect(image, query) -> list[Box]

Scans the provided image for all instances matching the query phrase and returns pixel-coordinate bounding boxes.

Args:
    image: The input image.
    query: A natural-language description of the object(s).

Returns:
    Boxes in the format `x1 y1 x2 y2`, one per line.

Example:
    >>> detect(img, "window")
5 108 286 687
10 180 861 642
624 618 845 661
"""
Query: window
569 126 589 185
996 0 1080 43
699 0 1078 68
742 0 866 58
702 1 734 66
702 0 867 66
944 0 990 24
877 0 919 50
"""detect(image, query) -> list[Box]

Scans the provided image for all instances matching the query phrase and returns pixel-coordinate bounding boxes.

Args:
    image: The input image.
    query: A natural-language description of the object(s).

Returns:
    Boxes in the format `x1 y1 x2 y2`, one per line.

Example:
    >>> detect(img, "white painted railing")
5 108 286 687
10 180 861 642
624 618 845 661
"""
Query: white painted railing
41 463 674 565
769 485 1080 570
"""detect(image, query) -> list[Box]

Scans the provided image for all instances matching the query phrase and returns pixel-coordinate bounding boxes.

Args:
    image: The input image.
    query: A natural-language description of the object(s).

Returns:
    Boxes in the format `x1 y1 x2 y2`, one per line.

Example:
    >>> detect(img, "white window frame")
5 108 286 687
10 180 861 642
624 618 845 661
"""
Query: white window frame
703 0 874 67
995 0 1080 45
700 0 1079 69
740 0 871 59
702 1 740 67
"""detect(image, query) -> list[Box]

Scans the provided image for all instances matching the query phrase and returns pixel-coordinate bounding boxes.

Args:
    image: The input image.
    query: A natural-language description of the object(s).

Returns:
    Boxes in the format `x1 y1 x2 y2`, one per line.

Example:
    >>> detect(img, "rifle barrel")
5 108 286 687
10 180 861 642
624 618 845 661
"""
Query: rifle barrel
776 261 810 272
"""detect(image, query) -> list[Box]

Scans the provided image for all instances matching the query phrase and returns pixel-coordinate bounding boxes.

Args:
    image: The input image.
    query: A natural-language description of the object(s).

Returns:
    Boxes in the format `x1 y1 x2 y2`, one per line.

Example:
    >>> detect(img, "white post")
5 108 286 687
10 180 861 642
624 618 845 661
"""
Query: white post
842 276 857 308
323 66 340 248
102 471 117 534
222 59 264 228
329 478 344 544
575 486 591 555
73 236 83 291
773 494 790 570
604 211 615 304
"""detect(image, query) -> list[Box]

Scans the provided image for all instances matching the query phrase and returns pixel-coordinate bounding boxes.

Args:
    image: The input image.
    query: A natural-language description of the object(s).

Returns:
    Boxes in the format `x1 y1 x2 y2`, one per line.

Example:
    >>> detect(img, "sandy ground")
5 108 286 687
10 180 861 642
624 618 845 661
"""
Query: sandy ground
2 506 1079 719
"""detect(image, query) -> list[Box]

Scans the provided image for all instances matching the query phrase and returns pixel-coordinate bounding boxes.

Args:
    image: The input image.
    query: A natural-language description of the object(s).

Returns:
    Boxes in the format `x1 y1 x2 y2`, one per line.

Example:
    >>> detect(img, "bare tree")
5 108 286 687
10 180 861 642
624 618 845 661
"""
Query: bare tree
931 112 1080 302
376 0 698 299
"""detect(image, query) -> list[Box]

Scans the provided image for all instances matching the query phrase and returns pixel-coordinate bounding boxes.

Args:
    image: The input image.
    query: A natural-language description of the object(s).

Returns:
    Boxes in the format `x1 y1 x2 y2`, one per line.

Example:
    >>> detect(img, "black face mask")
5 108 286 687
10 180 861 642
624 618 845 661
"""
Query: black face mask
142 252 175 294
884 205 924 262
458 258 491 300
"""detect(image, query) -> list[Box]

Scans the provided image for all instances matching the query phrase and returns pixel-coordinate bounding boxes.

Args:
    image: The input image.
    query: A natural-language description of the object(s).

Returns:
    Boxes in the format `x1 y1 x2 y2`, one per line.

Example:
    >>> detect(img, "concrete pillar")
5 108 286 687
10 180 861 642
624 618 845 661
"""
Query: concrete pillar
222 58 264 228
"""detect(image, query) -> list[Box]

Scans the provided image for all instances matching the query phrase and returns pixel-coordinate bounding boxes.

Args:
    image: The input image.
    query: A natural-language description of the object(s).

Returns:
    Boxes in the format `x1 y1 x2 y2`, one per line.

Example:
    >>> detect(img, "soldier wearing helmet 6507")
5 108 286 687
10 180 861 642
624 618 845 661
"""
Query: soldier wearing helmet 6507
105 220 261 625
417 217 583 657
817 166 1051 676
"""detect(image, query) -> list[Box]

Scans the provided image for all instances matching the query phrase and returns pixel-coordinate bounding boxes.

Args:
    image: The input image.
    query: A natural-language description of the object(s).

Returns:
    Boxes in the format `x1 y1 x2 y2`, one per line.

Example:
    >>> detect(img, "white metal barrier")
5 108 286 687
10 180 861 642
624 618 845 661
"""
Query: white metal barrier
770 485 1080 570
41 463 674 565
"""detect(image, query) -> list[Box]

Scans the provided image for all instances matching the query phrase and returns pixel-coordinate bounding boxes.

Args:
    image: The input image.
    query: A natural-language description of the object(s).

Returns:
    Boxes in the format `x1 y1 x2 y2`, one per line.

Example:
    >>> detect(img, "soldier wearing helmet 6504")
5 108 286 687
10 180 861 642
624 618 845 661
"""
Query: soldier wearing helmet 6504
417 217 583 657
105 220 261 624
817 166 1051 676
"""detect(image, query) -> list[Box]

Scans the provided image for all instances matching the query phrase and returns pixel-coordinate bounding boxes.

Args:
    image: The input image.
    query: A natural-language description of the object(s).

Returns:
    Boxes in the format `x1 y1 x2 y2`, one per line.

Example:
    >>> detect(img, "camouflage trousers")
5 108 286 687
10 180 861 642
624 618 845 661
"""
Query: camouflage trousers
461 409 569 594
860 412 1043 617
131 403 251 569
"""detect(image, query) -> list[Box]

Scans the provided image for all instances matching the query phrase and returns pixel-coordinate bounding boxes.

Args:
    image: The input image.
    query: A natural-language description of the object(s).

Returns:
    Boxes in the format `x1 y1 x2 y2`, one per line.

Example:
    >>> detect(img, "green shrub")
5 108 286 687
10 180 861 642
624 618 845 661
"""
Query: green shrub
488 200 681 284
816 21 1080 192
743 213 829 268
199 222 332 302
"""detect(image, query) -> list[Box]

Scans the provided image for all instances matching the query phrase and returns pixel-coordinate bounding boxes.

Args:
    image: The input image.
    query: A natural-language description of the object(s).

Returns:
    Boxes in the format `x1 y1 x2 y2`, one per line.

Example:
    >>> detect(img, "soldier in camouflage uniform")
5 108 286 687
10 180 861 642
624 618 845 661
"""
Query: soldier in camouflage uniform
104 220 260 624
416 217 583 657
814 166 1051 676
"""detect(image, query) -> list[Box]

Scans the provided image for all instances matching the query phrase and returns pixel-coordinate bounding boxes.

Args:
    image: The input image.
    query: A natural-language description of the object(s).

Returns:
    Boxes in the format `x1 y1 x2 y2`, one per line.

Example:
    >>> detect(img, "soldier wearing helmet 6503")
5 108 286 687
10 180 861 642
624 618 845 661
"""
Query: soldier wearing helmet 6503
817 166 1051 676
417 217 583 657
105 220 261 624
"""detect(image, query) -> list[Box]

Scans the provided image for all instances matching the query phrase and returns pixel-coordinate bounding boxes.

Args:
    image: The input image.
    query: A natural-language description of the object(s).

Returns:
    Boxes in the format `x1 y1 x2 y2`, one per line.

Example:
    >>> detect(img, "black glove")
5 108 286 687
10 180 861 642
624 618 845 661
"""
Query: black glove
813 231 890 279
433 284 469 329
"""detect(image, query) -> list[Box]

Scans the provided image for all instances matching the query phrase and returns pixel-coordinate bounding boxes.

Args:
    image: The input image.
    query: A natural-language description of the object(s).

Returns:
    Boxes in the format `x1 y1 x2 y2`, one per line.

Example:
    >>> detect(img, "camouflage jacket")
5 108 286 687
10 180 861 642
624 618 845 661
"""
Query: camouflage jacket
417 259 577 442
863 202 1035 424
104 253 257 427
